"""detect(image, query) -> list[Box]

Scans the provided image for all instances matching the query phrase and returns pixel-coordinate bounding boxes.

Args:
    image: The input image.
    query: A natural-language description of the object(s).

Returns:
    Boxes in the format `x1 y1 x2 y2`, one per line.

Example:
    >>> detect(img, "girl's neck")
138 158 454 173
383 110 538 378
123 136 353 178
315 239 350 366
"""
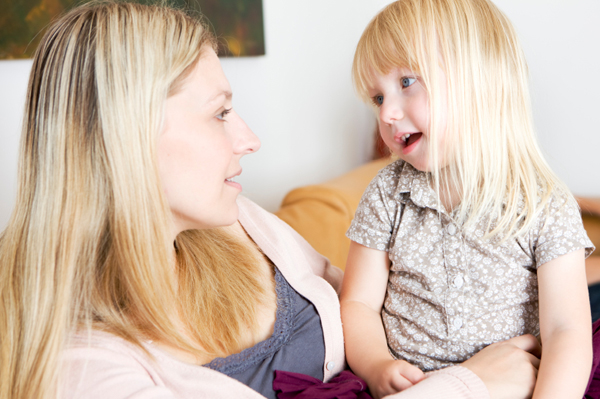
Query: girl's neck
435 168 461 213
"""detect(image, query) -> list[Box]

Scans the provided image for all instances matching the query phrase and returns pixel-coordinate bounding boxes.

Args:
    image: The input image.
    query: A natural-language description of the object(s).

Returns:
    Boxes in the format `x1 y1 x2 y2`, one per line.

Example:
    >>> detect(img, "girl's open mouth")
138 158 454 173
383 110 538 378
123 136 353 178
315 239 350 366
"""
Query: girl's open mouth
397 132 423 154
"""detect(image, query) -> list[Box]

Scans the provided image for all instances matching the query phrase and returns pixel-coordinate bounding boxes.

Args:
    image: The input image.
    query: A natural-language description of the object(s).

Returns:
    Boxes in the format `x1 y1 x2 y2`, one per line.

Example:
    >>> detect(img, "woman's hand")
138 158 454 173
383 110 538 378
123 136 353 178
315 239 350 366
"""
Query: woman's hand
462 334 541 399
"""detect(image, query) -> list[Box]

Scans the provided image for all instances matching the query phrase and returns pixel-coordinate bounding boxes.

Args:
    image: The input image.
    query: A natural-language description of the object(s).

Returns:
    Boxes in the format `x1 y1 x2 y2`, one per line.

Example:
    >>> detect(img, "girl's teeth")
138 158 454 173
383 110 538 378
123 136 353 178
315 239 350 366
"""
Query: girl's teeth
402 134 411 143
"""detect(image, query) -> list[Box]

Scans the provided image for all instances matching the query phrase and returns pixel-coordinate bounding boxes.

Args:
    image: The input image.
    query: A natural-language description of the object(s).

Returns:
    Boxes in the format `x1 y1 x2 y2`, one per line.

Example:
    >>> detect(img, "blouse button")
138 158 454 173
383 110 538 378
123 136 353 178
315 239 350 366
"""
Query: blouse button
447 223 457 235
326 361 335 371
453 318 463 330
453 275 464 289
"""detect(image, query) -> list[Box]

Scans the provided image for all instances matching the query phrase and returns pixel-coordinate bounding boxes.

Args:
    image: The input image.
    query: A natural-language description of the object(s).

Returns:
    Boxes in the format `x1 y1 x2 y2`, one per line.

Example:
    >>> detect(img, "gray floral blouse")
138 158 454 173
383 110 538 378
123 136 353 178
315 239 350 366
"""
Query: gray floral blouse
346 160 595 371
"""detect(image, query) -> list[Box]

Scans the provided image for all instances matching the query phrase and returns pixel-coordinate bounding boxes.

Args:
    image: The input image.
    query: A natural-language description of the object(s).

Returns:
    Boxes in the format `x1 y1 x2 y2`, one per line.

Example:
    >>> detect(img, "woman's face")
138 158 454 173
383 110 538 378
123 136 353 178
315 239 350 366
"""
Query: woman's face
158 47 260 236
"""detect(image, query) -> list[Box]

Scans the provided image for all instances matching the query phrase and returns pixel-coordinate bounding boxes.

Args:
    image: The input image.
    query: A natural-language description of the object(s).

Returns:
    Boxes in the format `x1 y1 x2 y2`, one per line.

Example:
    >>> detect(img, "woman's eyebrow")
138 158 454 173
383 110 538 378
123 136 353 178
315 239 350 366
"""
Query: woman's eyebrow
209 90 233 102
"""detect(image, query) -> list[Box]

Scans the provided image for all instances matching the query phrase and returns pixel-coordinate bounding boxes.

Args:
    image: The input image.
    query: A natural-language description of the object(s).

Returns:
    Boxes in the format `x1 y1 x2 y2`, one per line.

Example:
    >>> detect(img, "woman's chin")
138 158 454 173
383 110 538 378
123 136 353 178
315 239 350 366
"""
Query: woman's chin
172 207 239 235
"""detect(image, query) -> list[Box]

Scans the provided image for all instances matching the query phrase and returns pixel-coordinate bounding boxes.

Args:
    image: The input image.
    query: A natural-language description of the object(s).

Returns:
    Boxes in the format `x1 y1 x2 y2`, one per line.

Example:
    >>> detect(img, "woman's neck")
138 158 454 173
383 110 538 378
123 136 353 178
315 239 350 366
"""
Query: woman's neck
155 222 278 366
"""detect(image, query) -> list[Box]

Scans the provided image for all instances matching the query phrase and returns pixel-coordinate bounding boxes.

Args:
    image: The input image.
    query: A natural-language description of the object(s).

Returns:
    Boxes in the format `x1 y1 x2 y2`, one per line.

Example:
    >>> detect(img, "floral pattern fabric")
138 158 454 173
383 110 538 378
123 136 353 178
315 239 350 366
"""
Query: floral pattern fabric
347 160 595 371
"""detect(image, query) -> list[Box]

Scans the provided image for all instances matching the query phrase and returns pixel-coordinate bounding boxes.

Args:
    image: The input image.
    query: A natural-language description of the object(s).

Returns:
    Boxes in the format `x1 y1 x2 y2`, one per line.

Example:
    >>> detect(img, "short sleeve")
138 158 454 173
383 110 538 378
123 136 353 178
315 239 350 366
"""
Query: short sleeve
346 162 403 252
532 191 595 268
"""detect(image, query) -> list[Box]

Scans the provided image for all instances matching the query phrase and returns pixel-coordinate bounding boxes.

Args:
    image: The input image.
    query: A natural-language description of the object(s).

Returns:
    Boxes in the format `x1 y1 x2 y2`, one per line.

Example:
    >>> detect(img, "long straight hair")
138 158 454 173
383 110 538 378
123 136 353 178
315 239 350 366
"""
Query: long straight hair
0 2 266 398
353 0 570 239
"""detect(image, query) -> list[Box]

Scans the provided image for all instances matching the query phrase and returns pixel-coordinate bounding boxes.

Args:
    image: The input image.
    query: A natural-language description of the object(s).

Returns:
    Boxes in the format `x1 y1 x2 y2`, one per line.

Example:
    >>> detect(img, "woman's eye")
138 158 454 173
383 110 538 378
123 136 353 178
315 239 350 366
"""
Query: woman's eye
401 77 417 88
371 95 384 106
216 108 232 120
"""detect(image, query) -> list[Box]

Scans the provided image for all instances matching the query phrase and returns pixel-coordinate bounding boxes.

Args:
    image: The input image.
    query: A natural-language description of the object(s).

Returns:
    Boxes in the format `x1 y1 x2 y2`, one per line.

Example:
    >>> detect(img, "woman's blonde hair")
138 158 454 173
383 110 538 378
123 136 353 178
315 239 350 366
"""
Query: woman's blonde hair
353 0 569 239
0 2 267 397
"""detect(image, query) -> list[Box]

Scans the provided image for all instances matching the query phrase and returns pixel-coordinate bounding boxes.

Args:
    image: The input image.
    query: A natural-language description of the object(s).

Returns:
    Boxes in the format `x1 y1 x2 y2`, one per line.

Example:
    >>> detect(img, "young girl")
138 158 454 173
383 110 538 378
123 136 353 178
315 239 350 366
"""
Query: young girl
340 0 595 398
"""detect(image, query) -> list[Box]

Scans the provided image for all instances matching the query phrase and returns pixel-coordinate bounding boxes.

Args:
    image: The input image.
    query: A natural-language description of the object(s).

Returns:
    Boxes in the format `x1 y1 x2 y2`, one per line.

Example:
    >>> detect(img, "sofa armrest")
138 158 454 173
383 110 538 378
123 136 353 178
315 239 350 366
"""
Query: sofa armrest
578 197 600 257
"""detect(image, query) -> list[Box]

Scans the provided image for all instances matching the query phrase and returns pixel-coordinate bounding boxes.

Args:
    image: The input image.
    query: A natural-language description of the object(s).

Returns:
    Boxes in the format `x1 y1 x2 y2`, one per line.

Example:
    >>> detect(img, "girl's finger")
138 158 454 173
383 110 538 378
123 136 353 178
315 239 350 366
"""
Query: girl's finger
389 375 414 392
400 365 425 384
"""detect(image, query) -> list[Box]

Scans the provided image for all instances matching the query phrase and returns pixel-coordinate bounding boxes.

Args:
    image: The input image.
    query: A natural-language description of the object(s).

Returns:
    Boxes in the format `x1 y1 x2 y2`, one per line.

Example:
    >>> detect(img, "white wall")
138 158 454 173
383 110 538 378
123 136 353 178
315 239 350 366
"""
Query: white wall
0 59 30 231
1 0 599 231
495 0 600 197
220 0 393 211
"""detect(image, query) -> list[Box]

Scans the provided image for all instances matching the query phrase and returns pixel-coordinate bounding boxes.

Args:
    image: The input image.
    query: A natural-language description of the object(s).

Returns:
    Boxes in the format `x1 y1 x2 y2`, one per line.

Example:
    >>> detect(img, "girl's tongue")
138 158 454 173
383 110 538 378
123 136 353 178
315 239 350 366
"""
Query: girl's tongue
406 133 422 147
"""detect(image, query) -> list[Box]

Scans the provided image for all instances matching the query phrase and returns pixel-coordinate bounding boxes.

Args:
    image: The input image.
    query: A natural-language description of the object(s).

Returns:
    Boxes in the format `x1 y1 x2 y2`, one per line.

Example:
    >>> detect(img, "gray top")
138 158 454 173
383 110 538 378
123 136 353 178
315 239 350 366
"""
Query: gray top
203 267 325 399
347 160 594 371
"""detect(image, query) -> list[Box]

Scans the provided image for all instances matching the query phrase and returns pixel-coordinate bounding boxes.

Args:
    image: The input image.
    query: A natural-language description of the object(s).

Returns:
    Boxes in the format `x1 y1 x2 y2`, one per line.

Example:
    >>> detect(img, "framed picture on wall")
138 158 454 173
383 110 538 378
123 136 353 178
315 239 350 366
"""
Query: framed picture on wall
199 0 265 57
0 0 265 60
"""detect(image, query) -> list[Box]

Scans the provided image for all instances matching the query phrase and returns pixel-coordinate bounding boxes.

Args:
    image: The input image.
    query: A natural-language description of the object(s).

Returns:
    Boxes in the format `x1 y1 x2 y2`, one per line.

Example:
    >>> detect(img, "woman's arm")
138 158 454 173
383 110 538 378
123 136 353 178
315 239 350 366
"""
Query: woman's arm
532 248 592 398
340 242 425 399
61 332 267 399
383 334 541 399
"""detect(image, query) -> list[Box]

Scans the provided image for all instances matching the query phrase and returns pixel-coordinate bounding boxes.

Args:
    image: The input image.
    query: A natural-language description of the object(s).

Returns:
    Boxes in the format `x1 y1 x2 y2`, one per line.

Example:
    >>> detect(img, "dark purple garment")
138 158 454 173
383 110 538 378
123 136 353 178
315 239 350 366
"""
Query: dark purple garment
273 370 373 399
584 319 600 398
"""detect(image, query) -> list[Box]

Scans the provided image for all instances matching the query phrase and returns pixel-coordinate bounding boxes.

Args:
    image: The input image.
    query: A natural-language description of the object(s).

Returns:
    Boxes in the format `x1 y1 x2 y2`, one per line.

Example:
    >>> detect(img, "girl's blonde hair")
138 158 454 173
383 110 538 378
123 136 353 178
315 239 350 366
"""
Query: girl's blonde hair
0 2 267 398
353 0 569 239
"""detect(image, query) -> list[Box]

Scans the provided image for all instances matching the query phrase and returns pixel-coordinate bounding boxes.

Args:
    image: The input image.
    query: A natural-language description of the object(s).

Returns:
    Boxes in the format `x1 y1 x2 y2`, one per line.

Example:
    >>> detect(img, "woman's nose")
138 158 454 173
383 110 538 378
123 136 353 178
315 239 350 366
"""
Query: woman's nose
233 113 261 154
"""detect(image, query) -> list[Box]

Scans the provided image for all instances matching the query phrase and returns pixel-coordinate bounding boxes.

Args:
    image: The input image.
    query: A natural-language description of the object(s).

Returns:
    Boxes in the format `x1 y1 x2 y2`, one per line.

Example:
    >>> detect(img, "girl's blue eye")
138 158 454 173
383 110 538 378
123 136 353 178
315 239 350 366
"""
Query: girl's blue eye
216 108 232 120
401 77 417 88
372 95 384 106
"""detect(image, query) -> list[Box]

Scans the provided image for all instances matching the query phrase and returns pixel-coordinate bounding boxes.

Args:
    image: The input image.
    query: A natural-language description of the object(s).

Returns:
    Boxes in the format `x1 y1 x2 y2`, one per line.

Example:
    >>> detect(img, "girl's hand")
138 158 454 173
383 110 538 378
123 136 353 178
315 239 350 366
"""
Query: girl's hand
366 358 425 399
462 334 541 399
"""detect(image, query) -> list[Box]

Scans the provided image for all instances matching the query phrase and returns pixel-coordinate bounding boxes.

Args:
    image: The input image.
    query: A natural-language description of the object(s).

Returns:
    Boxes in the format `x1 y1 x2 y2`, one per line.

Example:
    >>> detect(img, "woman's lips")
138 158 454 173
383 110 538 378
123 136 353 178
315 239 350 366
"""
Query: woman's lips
225 171 242 190
225 178 242 190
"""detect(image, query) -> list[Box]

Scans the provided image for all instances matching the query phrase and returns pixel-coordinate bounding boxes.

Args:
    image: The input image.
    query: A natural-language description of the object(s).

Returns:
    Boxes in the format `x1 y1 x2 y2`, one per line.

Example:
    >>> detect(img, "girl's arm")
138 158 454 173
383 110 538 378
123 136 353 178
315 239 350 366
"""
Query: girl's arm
340 241 425 399
533 248 592 399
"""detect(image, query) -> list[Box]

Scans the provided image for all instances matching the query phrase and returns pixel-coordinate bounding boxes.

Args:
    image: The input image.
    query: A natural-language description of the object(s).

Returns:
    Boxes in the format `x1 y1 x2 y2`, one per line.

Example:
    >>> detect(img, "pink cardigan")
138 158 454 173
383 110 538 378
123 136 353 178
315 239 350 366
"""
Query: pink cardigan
59 196 489 399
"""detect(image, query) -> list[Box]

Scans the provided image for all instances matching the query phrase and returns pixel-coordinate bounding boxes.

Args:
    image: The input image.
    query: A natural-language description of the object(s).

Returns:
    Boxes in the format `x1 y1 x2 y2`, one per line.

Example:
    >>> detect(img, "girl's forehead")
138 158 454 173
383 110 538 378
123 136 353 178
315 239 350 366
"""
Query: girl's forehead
366 65 417 83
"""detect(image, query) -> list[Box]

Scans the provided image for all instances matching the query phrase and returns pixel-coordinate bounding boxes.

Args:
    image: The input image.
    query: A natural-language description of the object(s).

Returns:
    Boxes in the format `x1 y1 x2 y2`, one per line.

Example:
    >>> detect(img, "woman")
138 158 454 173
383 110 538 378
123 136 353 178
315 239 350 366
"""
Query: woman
0 2 539 399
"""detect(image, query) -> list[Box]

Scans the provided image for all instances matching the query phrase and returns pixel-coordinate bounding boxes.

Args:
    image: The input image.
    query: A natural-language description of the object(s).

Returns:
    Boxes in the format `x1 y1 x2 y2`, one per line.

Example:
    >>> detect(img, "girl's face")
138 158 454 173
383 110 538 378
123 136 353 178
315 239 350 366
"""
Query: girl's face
158 47 260 238
368 67 448 172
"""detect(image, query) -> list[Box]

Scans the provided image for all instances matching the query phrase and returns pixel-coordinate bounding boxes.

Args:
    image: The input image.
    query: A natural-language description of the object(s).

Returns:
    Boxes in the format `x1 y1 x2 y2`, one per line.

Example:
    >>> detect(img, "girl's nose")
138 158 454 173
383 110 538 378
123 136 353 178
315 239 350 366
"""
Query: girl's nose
379 100 404 125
